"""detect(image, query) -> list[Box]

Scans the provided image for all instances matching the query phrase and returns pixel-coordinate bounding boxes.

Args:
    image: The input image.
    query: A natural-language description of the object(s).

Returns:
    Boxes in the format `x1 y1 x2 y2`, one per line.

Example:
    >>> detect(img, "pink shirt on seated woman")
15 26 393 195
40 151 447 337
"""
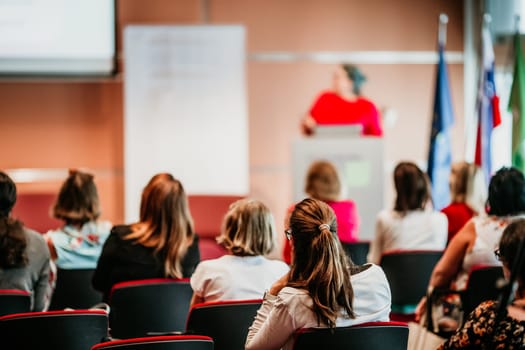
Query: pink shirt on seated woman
282 160 359 264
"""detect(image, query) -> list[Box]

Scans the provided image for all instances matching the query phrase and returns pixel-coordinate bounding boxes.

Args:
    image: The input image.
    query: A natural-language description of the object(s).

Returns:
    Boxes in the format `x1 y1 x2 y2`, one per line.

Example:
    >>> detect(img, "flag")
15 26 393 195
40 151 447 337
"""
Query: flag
509 31 525 174
475 23 501 185
427 43 454 210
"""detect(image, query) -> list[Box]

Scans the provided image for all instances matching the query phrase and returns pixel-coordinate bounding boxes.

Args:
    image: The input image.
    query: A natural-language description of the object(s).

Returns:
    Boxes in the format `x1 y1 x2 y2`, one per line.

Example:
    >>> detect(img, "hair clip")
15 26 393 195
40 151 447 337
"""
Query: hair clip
319 224 330 231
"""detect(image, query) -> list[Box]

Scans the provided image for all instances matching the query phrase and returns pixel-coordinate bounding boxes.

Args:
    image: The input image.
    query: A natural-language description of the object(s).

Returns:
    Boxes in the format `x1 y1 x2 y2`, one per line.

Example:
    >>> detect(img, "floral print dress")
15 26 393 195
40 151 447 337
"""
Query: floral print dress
439 300 525 349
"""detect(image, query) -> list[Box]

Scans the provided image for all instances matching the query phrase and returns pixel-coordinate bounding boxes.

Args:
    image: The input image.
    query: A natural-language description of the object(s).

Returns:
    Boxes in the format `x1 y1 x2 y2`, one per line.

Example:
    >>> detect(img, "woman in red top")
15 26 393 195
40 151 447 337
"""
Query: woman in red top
302 64 383 136
440 162 486 244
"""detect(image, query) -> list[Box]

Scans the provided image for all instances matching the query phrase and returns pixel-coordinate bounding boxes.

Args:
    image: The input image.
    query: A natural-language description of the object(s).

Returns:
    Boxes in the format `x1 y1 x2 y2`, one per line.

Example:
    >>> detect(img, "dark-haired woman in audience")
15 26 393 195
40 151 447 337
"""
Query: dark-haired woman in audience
190 199 289 305
44 170 111 269
416 167 525 323
245 198 391 350
441 162 486 244
0 171 51 311
92 173 200 301
283 160 359 264
438 218 525 349
367 161 447 264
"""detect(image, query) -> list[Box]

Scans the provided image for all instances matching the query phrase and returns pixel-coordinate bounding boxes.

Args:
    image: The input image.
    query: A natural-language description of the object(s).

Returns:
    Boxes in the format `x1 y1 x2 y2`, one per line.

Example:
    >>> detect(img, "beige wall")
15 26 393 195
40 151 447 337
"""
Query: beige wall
0 0 465 253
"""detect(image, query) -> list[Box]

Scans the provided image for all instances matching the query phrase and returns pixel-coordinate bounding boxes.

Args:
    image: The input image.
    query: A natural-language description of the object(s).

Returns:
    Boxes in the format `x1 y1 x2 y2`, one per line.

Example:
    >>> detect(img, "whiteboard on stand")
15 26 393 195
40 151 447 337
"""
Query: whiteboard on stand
124 25 248 222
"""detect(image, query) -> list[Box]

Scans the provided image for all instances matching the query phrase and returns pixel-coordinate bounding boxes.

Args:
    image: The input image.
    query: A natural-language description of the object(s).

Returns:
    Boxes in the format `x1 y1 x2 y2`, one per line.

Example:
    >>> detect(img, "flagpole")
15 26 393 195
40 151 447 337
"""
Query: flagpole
483 13 491 29
438 13 448 46
428 12 454 210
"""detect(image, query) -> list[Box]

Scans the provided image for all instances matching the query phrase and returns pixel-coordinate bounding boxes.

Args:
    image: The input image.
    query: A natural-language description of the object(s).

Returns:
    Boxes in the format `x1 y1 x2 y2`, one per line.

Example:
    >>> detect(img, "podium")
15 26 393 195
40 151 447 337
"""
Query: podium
292 136 384 240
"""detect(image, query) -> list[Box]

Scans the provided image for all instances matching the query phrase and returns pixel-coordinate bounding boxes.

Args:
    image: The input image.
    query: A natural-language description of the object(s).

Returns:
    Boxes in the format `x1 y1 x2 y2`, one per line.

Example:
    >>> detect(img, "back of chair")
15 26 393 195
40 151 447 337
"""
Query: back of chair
49 268 102 310
91 335 214 350
293 321 409 350
109 278 193 339
341 241 370 265
462 265 504 317
186 299 262 350
189 195 242 260
380 250 443 308
0 309 109 350
0 289 31 316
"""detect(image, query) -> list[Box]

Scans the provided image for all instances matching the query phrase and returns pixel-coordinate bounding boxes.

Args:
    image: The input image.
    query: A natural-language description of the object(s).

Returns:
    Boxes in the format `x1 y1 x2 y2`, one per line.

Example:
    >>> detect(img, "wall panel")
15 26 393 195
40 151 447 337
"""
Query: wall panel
0 0 466 251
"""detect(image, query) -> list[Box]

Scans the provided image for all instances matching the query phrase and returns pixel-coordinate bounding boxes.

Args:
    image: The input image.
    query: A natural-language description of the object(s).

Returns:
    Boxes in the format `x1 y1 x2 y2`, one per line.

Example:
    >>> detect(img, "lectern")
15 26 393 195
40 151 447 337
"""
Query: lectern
292 134 384 240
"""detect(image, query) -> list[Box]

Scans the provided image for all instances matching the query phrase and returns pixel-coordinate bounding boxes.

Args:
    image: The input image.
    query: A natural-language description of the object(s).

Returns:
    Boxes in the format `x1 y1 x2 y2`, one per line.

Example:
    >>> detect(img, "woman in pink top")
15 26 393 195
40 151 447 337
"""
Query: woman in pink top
283 160 359 264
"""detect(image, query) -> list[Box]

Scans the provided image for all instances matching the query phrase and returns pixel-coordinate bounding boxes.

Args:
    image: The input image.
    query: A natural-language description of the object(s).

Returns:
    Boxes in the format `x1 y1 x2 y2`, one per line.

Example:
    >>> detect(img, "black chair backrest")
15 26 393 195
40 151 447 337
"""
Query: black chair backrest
380 250 443 306
341 241 370 265
91 335 214 350
0 310 109 350
0 290 31 316
109 278 193 339
462 265 504 317
49 268 102 310
293 321 409 350
186 299 262 350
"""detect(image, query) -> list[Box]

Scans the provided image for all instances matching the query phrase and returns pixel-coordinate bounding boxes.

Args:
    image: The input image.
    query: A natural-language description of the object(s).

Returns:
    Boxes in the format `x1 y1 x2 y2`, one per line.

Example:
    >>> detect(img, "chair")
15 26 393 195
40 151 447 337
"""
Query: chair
109 278 193 339
11 192 62 233
429 265 504 332
0 309 109 350
49 268 103 310
0 289 31 316
293 321 409 350
460 265 504 316
188 195 243 260
185 299 262 350
91 335 214 350
341 241 370 265
379 250 443 321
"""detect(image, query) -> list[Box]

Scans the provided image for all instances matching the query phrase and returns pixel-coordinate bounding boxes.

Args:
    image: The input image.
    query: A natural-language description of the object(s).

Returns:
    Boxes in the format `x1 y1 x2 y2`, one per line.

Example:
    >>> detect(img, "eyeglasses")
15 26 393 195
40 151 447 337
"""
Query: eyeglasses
285 229 292 241
494 249 502 261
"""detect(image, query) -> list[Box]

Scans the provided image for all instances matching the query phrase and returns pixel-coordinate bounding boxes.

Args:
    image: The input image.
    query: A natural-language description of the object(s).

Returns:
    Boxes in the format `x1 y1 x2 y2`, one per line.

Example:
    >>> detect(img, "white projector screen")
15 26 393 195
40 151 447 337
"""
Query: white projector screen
124 25 248 222
0 0 116 76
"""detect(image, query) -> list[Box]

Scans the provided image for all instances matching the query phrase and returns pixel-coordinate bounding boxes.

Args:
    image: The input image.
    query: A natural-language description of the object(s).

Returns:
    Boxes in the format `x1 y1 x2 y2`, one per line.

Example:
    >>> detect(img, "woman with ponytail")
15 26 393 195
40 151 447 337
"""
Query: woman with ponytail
92 173 200 302
246 198 391 350
0 171 51 311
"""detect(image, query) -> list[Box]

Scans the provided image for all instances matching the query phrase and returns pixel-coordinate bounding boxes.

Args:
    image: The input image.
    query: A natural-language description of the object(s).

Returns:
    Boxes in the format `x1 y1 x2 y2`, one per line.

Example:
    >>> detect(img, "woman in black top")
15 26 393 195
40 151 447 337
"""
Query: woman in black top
93 173 200 301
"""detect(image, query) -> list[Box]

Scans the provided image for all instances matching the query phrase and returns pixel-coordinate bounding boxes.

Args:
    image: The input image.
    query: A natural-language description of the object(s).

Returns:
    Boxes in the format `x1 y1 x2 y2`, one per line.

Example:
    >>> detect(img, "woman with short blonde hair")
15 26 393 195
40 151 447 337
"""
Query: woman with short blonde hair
304 160 341 202
190 199 288 305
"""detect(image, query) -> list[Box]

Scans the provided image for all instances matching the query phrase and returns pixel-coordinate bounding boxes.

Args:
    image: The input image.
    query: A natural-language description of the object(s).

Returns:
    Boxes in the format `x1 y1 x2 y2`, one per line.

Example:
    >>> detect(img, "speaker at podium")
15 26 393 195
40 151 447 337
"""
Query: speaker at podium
292 130 383 241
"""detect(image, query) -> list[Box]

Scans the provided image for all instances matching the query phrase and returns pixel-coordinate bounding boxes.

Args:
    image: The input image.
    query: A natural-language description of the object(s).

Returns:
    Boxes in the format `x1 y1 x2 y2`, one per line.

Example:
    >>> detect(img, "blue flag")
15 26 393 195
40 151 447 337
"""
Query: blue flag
427 44 455 210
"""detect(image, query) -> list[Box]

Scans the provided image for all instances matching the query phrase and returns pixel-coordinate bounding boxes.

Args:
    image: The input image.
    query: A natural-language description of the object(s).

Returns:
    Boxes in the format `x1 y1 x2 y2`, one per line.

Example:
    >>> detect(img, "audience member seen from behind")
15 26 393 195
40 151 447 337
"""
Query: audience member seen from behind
416 167 525 321
438 219 525 349
246 198 391 350
367 161 447 264
301 64 383 136
0 171 51 311
190 199 289 306
93 173 200 302
441 162 486 244
283 160 360 264
44 170 111 269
